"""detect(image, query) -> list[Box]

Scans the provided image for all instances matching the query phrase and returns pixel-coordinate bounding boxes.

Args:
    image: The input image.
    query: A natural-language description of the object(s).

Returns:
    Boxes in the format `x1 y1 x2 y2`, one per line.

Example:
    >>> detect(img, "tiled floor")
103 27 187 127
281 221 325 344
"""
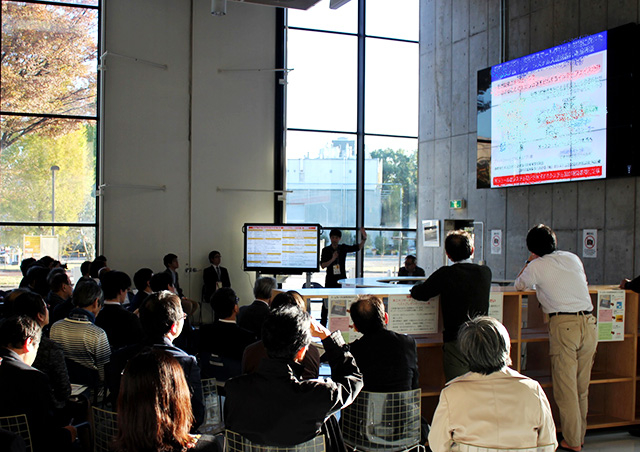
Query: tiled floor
583 428 640 451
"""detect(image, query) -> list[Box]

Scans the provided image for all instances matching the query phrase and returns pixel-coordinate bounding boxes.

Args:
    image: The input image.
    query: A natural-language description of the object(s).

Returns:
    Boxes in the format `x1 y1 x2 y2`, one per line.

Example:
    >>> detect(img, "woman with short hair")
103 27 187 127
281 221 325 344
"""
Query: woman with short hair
428 316 557 452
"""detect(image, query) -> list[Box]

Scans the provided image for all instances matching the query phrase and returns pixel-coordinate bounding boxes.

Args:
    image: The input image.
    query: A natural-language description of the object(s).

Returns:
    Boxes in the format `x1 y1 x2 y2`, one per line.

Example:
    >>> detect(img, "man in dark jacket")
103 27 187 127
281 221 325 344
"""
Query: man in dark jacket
225 305 363 451
237 276 276 338
411 230 492 381
349 295 419 392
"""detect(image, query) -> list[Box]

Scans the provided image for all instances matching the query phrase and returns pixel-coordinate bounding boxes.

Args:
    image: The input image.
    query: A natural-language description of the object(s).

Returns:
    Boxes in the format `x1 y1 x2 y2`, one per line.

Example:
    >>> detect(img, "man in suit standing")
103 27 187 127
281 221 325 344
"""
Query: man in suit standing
202 250 231 303
238 277 276 338
411 230 492 382
349 295 419 392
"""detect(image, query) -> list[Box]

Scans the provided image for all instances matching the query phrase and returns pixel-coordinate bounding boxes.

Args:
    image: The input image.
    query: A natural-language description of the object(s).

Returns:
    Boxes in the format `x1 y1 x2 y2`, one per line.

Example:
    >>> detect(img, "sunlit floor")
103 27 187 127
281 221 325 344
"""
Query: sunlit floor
581 428 640 451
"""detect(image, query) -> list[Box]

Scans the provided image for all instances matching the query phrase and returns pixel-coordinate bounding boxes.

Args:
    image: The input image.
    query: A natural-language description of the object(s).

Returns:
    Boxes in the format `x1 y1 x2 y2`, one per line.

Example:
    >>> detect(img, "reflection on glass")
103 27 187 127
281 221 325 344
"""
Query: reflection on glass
366 0 419 41
363 230 417 278
365 38 418 136
0 116 97 222
286 131 358 226
0 226 97 290
1 2 98 116
287 29 357 132
364 136 417 229
288 0 358 34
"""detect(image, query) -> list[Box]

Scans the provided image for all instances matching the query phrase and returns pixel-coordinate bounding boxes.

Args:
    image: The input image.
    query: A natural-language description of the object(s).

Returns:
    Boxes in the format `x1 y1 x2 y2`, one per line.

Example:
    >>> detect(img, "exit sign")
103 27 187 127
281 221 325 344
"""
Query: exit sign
450 199 466 209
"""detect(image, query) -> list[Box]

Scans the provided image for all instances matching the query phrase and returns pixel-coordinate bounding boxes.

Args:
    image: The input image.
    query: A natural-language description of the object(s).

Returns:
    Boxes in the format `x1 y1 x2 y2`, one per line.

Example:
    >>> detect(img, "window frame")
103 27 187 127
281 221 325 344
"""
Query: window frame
276 1 419 278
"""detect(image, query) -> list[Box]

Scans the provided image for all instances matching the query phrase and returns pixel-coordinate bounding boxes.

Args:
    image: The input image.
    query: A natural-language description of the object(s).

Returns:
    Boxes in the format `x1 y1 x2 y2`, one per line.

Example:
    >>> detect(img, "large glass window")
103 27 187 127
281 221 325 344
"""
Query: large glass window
1 0 99 289
282 0 418 286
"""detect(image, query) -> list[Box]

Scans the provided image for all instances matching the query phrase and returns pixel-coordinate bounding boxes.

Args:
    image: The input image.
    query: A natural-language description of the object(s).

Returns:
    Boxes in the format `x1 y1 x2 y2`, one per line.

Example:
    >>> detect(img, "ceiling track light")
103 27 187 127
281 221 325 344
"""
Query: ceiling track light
211 0 227 16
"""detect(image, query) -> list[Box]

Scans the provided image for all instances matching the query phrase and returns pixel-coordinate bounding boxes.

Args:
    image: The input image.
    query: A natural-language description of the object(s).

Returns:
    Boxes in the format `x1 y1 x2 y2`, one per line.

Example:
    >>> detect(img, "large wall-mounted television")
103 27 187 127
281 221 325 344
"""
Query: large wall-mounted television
243 223 321 274
477 23 639 188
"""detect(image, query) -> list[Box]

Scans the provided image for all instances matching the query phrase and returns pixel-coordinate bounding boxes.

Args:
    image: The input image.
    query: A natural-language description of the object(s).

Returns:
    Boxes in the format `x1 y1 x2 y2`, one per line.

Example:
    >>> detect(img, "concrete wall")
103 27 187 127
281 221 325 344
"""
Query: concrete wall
101 0 276 305
418 0 640 284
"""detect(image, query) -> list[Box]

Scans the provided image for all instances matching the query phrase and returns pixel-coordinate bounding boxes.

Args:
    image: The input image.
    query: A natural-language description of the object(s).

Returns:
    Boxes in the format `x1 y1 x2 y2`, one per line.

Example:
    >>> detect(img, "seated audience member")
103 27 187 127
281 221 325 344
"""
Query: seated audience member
24 264 50 297
0 316 77 452
10 292 71 410
95 270 144 350
89 257 108 282
162 253 184 297
19 257 36 277
237 276 276 338
150 272 196 353
428 316 557 452
113 349 221 452
397 255 426 284
128 267 153 312
46 269 73 314
225 305 363 451
137 291 205 430
349 295 419 392
77 260 93 285
202 250 231 303
242 291 320 380
199 288 256 378
50 279 111 385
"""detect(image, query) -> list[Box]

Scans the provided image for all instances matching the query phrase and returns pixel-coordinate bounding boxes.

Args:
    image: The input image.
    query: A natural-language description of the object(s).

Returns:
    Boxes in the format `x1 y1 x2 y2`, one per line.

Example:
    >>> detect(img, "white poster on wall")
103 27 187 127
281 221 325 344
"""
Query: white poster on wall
387 294 438 335
488 292 504 323
490 230 502 255
582 229 597 259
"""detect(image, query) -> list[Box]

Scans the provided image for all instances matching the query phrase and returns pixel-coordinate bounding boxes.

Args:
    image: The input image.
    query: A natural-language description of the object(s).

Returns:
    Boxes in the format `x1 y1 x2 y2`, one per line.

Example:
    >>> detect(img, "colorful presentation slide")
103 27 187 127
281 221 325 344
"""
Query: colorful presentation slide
246 225 319 269
490 32 608 187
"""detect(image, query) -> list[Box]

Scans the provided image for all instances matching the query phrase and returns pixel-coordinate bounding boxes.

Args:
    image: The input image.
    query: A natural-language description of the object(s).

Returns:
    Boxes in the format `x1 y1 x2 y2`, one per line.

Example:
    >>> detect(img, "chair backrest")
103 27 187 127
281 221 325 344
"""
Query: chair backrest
201 378 224 434
92 406 118 452
200 352 242 383
451 445 557 452
0 414 32 452
225 430 325 452
341 389 422 452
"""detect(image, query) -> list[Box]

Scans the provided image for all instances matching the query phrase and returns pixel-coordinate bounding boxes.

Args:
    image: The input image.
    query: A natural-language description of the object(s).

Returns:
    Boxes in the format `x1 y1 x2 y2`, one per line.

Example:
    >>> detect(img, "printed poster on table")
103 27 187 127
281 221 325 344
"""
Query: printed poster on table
488 292 504 323
387 294 438 335
327 295 361 343
597 290 625 342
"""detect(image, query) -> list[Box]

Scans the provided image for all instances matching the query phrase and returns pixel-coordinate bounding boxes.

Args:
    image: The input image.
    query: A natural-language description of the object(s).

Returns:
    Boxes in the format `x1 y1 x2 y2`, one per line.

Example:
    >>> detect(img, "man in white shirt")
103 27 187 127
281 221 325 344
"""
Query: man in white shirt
515 224 596 452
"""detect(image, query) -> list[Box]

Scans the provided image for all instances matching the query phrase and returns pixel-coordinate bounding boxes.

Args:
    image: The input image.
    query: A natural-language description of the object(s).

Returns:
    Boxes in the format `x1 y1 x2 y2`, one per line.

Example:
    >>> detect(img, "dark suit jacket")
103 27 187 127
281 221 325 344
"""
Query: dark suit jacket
237 300 270 338
95 303 145 351
0 348 72 452
107 337 205 430
242 340 320 380
224 332 363 449
162 268 183 297
398 266 426 277
199 320 257 361
349 328 419 392
202 265 231 303
411 263 492 342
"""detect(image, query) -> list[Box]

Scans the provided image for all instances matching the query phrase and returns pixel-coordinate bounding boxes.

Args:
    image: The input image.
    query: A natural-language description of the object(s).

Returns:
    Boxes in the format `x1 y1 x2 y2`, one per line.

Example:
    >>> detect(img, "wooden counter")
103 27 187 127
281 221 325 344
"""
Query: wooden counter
296 285 640 431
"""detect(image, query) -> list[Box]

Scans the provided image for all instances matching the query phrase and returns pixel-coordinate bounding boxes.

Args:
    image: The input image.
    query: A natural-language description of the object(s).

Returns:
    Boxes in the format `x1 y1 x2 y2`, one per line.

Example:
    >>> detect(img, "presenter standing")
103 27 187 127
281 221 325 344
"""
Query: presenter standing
515 224 596 452
319 228 367 325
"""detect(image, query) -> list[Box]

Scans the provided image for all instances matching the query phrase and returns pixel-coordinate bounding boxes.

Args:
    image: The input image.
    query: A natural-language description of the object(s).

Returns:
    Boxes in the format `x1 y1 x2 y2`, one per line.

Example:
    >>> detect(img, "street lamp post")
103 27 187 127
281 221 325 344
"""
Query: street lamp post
51 165 60 235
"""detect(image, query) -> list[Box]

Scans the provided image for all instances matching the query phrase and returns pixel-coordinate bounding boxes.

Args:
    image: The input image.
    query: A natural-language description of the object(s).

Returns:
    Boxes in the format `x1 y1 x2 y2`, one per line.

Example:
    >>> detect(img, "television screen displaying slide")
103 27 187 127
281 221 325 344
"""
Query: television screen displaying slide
243 224 321 274
477 24 639 188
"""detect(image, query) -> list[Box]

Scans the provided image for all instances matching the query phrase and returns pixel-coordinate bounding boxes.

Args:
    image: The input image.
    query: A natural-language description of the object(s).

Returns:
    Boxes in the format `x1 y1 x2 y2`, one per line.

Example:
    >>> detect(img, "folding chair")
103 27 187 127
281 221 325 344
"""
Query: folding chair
0 414 32 452
341 389 425 452
92 406 118 452
225 429 325 452
201 378 224 434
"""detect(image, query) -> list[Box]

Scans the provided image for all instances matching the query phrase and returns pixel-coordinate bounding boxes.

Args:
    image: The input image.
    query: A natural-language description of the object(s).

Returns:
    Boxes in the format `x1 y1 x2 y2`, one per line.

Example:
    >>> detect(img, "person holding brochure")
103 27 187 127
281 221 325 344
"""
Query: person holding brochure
514 224 596 452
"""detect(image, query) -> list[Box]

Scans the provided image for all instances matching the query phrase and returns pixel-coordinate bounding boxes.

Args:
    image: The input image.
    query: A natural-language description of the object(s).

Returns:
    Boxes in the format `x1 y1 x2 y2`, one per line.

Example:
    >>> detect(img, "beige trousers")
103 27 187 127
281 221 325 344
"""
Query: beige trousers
548 313 597 448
